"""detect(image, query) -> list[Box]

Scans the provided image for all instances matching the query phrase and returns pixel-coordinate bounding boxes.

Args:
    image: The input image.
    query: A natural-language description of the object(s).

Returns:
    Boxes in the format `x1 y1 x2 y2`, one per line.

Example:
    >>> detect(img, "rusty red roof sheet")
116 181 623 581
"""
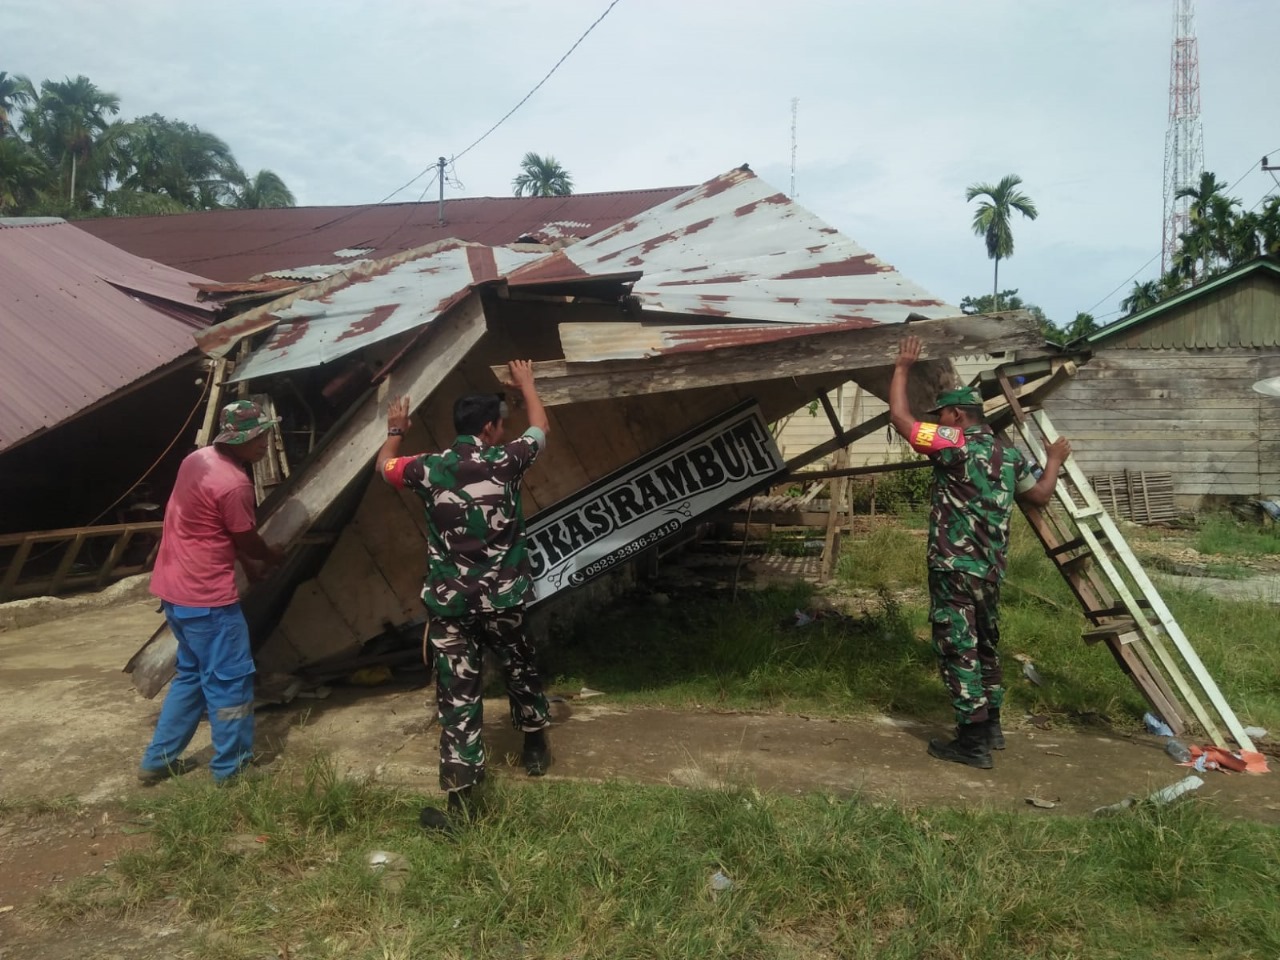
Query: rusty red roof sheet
74 187 690 283
209 167 956 383
0 220 219 453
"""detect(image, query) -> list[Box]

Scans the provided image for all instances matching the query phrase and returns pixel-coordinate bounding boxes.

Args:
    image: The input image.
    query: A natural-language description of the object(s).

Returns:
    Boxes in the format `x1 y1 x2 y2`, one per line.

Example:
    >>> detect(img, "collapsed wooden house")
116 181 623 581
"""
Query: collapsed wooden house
124 167 1046 688
120 166 1255 755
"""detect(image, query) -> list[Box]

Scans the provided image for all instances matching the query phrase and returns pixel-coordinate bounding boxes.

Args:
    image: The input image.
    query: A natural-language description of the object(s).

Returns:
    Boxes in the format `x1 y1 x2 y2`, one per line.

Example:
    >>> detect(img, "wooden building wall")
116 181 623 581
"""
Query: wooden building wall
1043 273 1280 510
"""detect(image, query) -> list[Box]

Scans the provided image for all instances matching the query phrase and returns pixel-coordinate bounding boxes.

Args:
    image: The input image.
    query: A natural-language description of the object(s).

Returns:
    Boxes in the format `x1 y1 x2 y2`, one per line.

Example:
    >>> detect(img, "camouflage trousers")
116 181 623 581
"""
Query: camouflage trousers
927 569 1005 725
427 608 550 793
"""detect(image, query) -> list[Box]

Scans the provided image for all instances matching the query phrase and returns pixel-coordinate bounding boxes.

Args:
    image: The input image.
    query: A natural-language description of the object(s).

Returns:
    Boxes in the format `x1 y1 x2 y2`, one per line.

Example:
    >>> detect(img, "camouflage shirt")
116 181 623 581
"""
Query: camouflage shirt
382 428 544 616
906 421 1036 582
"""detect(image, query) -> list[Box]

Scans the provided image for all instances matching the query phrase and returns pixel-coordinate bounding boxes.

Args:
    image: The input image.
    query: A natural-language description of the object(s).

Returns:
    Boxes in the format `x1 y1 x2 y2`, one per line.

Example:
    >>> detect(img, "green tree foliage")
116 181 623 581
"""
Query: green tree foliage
1110 171 1279 318
512 151 573 198
0 72 295 217
965 174 1038 309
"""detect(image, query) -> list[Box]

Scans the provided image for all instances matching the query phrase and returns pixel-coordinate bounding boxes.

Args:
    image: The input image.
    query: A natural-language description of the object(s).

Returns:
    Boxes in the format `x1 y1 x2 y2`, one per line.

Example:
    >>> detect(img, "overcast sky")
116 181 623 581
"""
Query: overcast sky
8 0 1279 327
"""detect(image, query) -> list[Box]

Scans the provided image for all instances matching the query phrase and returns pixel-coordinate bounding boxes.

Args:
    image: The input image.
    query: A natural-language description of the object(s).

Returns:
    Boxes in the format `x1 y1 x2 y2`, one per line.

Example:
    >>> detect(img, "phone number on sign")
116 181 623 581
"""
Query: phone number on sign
575 520 683 581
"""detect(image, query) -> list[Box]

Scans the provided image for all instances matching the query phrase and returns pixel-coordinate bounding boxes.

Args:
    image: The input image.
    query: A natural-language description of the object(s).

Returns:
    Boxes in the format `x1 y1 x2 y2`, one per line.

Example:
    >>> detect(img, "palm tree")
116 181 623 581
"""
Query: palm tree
231 167 296 208
0 137 48 212
512 152 573 198
0 72 36 138
965 174 1038 310
1062 311 1099 343
113 114 240 209
1120 279 1161 317
1257 196 1280 257
25 75 121 205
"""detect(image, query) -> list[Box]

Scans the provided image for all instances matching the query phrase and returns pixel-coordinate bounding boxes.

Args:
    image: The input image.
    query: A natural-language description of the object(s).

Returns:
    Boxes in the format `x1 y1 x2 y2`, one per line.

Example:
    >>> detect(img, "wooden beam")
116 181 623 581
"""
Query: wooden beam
792 459 932 483
492 312 1048 406
126 296 489 698
784 410 891 473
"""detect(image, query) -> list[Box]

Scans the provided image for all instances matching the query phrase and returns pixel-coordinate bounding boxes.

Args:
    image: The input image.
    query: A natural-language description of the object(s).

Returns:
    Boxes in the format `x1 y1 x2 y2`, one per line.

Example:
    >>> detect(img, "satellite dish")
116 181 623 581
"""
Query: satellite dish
1252 376 1280 398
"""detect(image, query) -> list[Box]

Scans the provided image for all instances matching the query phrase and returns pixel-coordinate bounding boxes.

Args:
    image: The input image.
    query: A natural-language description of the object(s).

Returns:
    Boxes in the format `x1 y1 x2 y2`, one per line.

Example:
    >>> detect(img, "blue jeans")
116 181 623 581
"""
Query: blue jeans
141 602 255 781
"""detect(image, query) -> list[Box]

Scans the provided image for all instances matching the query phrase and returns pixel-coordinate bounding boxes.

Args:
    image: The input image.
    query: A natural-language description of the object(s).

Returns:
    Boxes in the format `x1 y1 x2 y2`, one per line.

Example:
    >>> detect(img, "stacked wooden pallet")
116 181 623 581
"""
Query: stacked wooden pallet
1089 470 1177 524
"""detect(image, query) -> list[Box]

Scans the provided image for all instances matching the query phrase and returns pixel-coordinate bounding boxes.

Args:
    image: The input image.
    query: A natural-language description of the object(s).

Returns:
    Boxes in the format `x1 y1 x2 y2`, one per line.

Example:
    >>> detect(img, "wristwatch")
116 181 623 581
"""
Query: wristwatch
387 427 405 436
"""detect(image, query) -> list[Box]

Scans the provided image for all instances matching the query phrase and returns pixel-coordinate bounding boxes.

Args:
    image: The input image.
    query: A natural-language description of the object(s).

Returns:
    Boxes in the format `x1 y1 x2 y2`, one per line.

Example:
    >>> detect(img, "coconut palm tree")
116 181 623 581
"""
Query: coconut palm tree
0 72 36 138
512 152 573 197
1120 279 1161 317
113 114 240 209
1257 196 1280 257
231 167 296 208
965 174 1038 310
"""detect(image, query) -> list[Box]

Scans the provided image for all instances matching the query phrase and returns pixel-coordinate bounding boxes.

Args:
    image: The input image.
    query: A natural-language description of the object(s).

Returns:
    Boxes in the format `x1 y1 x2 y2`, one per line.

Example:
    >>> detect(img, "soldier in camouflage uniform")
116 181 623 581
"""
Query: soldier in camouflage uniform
889 336 1070 768
377 360 552 829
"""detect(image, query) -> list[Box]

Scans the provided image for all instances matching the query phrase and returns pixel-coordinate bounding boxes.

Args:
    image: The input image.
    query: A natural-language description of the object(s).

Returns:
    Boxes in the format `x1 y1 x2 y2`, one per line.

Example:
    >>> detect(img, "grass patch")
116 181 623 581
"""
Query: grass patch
37 761 1280 959
547 507 1280 733
547 578 939 718
1195 514 1280 558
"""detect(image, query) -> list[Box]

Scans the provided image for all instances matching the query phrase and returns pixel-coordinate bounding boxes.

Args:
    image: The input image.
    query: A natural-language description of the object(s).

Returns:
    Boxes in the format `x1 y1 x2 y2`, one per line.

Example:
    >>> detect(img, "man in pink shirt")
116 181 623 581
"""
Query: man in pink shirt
139 400 286 784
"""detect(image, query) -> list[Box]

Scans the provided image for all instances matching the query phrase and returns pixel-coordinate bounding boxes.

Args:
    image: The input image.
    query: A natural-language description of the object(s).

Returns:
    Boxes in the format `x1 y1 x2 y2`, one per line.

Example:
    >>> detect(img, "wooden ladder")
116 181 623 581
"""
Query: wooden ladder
992 373 1255 752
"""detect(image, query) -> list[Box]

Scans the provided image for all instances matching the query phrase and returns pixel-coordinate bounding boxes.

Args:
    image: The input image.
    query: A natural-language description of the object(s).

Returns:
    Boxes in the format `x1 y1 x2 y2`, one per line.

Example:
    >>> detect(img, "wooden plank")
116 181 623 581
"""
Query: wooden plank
0 520 164 549
263 581 362 671
0 537 36 601
315 529 416 641
93 530 136 589
498 312 1049 406
791 459 932 482
257 296 488 549
47 534 88 594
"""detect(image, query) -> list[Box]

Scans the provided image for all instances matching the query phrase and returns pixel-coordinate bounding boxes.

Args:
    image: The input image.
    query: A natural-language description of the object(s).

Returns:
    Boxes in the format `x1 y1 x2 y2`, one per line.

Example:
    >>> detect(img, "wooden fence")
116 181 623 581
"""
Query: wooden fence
0 522 163 603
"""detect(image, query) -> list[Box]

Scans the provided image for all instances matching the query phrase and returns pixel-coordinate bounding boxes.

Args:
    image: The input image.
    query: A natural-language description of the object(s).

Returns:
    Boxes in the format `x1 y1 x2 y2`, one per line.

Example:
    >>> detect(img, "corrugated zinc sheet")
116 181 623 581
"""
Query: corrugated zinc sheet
224 168 956 383
229 243 545 382
74 187 689 283
506 167 953 330
0 220 218 452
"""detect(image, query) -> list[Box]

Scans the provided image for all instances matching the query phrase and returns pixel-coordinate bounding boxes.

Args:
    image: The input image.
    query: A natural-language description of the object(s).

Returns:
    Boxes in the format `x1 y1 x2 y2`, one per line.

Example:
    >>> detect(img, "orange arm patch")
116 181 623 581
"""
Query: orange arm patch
908 421 965 455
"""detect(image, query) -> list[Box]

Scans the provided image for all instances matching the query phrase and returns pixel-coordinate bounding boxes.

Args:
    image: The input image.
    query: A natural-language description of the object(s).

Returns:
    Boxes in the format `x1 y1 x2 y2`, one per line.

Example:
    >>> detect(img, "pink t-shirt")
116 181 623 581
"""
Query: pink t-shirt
150 445 258 607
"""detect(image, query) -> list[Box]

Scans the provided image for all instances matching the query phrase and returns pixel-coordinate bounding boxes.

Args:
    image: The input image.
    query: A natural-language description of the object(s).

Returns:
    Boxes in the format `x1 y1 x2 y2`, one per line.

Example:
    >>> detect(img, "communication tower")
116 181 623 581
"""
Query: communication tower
1161 0 1204 273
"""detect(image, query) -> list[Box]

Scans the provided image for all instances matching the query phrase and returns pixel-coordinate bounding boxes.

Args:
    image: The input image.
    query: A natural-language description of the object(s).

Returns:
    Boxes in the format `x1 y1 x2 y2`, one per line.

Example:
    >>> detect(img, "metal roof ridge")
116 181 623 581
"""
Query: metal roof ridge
1083 256 1280 346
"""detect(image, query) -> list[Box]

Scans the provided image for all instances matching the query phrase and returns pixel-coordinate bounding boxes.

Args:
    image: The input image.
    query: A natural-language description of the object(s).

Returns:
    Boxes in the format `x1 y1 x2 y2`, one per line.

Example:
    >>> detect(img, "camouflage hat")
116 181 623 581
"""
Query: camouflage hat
213 400 279 445
927 386 983 413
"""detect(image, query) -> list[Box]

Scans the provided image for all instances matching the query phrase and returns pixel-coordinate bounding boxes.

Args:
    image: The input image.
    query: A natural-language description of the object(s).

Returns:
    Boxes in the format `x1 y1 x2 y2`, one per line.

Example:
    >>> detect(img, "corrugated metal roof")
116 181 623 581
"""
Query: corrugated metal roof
1083 258 1280 347
227 242 547 381
74 187 690 283
217 167 956 382
507 167 952 328
0 219 218 452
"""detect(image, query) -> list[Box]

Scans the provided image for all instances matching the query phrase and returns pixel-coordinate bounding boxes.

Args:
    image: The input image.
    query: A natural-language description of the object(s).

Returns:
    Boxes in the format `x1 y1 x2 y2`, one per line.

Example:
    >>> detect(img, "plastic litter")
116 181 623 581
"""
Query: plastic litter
1164 739 1193 763
1092 775 1205 817
793 609 814 626
709 870 733 894
1148 775 1204 805
1143 712 1174 738
1021 662 1043 686
1243 726 1268 740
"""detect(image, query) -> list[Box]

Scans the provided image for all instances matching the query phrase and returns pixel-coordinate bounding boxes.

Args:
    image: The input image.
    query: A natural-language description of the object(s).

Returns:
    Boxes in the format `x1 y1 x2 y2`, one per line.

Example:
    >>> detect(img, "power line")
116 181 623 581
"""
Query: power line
377 0 624 206
1081 145 1280 317
451 0 623 163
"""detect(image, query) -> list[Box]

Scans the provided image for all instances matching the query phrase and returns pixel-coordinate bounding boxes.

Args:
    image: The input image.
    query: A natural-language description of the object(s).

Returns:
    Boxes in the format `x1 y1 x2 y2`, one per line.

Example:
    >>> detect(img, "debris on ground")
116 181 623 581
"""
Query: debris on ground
1025 796 1058 809
1092 775 1206 817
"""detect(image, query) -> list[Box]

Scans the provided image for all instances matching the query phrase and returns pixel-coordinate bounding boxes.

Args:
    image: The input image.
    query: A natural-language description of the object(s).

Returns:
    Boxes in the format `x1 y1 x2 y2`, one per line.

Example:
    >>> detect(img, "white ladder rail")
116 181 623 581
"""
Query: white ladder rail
1032 410 1256 752
1009 414 1225 744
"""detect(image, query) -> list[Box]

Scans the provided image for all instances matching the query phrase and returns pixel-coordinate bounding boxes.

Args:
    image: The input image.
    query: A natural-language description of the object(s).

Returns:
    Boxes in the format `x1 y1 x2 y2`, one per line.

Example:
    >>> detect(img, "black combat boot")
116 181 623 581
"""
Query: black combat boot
522 730 551 777
987 708 1006 751
927 722 994 769
420 785 474 834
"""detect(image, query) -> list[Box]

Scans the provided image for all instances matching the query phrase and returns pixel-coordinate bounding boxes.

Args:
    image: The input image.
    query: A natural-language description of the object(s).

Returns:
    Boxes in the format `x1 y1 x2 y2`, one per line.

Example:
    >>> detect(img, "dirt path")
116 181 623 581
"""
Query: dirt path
2 595 1278 956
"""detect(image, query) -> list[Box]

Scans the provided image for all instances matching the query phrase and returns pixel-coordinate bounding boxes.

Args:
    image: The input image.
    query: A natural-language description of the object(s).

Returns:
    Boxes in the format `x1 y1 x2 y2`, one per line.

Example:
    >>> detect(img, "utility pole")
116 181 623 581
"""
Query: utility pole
436 156 447 226
790 97 799 198
1161 0 1204 274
